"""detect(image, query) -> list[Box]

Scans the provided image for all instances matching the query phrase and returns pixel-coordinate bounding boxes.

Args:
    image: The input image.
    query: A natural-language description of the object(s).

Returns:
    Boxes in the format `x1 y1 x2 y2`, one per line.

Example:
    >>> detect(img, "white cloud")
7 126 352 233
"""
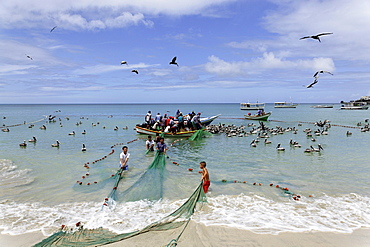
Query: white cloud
0 0 234 30
204 53 335 77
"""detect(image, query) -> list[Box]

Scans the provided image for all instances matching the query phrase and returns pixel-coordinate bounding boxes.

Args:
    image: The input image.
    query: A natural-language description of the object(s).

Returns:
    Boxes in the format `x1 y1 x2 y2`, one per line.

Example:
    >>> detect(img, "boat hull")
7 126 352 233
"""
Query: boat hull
244 112 271 121
311 105 334 108
200 114 221 126
136 126 200 137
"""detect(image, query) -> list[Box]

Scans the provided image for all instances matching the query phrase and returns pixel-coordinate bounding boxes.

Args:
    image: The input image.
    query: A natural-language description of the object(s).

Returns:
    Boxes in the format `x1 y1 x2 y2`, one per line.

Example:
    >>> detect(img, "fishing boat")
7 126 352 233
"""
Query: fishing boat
244 112 271 121
200 114 221 126
340 101 368 110
135 114 220 137
136 126 202 137
274 102 298 108
311 105 334 108
240 102 265 110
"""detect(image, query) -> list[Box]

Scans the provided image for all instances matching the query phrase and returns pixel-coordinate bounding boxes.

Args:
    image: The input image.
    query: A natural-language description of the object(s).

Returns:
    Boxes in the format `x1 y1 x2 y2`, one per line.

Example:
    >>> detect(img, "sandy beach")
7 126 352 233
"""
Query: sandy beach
2 222 369 247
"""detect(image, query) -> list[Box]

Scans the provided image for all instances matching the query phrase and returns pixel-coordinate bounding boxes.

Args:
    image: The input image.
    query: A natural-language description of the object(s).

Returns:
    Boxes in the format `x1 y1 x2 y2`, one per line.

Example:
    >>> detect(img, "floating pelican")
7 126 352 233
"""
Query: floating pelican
169 56 179 66
19 140 27 147
28 136 37 142
114 126 119 131
68 131 75 135
264 139 272 144
310 144 323 152
276 143 285 151
81 143 87 152
346 131 352 136
2 128 10 132
250 139 257 147
40 125 46 130
131 69 139 74
300 32 333 42
51 140 60 147
82 130 86 134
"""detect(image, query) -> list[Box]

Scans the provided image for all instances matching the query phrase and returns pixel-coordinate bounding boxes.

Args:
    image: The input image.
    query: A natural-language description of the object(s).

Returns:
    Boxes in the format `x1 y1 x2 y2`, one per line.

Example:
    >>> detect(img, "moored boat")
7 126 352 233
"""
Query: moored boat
340 101 368 110
244 112 271 121
311 105 334 108
274 102 298 108
240 102 265 110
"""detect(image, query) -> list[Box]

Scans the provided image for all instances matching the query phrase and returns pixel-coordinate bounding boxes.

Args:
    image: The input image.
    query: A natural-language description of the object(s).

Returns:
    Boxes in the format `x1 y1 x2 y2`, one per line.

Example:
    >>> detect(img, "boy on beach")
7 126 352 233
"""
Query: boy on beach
120 146 130 171
200 161 210 193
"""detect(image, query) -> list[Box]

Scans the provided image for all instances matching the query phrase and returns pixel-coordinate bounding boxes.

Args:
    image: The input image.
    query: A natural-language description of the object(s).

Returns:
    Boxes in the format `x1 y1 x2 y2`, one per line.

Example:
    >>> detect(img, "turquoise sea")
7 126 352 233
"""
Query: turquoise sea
1 103 370 237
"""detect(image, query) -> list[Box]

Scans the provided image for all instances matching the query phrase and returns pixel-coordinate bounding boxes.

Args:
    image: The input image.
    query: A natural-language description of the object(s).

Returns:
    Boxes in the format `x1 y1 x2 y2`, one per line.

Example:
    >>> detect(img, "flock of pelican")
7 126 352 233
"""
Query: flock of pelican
206 120 334 154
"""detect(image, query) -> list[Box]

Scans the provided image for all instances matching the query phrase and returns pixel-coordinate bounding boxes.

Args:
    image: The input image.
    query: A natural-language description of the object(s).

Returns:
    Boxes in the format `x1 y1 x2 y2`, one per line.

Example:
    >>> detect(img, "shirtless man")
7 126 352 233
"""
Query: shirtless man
199 161 210 193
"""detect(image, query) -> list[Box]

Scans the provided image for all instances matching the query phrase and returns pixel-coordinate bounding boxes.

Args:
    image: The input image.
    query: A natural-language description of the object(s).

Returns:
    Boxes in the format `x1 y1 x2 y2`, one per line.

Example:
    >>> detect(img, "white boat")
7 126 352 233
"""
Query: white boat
340 101 368 110
311 105 334 108
274 102 298 108
240 102 265 110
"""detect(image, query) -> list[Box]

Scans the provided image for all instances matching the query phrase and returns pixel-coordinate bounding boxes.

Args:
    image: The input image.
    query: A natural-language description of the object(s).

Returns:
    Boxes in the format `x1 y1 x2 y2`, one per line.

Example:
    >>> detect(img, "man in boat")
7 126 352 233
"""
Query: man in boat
146 136 155 151
145 111 152 124
119 146 130 171
191 112 202 130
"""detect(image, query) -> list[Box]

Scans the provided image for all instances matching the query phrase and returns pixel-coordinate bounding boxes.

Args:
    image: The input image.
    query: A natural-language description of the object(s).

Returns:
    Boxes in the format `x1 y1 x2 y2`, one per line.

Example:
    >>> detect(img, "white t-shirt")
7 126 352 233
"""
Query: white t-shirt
146 140 155 151
120 152 130 168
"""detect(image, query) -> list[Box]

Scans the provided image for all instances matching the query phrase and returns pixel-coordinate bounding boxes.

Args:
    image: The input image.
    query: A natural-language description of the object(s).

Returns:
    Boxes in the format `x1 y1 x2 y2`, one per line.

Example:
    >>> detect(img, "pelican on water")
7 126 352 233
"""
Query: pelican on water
276 143 285 151
51 140 60 147
169 56 179 66
28 136 37 142
300 32 333 42
19 140 27 147
81 143 87 152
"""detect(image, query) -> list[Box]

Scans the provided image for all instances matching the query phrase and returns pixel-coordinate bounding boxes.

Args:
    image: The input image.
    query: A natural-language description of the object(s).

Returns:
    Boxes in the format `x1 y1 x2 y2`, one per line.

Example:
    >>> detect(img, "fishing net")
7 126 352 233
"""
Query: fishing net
188 129 212 141
33 182 206 247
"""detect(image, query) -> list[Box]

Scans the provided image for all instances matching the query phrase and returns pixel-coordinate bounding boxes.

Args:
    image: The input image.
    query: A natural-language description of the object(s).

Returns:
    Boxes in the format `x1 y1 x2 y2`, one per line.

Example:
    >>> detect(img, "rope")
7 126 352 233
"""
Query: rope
3 116 48 128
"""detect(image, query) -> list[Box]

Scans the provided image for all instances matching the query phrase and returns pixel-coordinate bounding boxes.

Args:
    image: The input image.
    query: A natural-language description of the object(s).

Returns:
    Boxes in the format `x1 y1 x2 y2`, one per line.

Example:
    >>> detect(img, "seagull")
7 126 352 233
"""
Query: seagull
313 70 333 78
169 56 179 66
26 55 33 60
306 78 318 88
120 61 128 65
50 26 57 32
131 70 139 74
300 32 333 42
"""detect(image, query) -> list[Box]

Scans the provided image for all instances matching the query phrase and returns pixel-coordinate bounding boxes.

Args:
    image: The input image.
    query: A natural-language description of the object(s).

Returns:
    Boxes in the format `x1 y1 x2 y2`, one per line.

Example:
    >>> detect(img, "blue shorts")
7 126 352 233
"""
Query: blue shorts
120 164 128 171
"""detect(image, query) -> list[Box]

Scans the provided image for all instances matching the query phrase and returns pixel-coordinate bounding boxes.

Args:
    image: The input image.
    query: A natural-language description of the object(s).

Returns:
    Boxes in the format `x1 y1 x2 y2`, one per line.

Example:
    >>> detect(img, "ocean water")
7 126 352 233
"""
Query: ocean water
0 103 370 237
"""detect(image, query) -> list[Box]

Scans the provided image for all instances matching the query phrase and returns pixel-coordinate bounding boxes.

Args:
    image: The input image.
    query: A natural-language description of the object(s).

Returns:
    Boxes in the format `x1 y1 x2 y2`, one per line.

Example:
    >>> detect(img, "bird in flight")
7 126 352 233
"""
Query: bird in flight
169 56 179 66
313 70 333 78
306 79 318 88
131 70 139 74
50 26 57 32
26 55 33 60
120 61 128 65
300 32 333 42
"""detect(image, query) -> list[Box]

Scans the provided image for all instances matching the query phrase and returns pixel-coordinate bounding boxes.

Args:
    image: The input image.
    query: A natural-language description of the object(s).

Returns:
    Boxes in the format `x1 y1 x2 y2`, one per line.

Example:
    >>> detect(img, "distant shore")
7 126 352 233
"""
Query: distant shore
2 222 369 247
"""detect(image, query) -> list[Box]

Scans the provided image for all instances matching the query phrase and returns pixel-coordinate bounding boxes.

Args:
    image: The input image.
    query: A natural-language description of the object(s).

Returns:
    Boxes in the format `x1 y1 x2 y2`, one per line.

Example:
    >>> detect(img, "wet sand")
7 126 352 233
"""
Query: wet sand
2 221 369 247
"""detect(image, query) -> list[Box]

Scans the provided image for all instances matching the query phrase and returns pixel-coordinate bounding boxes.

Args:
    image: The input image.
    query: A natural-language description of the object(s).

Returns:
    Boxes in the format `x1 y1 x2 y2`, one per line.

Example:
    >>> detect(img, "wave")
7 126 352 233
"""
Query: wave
0 159 34 189
1 193 369 236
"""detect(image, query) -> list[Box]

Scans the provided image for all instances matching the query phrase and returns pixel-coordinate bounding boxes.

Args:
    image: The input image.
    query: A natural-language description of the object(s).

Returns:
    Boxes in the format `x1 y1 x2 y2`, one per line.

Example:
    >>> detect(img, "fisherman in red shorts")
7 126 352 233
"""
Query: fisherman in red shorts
200 161 210 193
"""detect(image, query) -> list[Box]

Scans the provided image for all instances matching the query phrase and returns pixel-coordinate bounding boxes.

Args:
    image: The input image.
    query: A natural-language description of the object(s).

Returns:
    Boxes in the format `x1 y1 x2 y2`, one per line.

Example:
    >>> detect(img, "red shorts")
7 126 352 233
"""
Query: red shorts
203 181 210 193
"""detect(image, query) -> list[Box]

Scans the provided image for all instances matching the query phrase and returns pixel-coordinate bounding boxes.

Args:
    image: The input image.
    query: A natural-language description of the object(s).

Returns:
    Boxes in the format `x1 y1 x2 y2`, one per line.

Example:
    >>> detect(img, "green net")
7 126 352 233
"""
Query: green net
33 182 206 247
188 129 212 141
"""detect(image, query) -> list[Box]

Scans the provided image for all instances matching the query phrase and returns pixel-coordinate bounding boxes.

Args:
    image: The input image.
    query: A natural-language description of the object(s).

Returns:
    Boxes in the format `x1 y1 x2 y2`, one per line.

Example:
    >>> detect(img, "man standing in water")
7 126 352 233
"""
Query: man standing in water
156 137 167 154
146 135 155 151
120 146 130 171
200 161 210 193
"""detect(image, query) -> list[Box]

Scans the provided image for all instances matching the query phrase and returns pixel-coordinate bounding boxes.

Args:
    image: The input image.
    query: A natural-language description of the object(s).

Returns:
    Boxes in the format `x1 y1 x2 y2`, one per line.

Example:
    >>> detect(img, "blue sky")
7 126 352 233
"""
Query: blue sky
1 0 369 104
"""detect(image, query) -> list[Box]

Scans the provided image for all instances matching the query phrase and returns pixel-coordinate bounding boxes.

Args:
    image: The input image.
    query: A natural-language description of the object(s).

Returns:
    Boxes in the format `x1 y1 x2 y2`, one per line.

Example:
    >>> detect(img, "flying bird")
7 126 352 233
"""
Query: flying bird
306 79 318 88
26 55 33 60
50 26 57 32
131 69 139 74
313 70 333 78
120 61 128 65
169 56 179 66
300 32 333 42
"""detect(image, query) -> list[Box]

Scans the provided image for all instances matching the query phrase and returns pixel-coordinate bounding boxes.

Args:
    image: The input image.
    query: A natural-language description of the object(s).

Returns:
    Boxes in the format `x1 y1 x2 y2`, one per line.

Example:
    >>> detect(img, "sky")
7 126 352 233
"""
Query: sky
1 0 370 104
